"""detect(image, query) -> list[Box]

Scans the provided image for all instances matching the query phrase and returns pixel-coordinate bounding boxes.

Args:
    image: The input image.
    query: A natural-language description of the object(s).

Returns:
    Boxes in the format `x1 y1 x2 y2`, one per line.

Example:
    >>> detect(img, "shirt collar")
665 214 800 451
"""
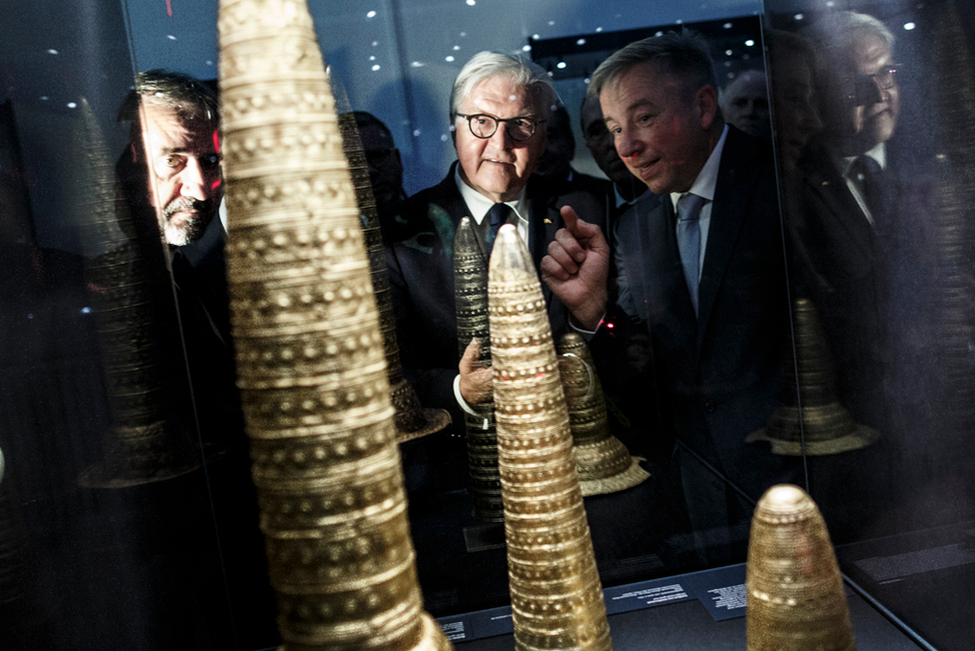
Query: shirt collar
454 163 529 224
669 124 728 212
842 142 887 177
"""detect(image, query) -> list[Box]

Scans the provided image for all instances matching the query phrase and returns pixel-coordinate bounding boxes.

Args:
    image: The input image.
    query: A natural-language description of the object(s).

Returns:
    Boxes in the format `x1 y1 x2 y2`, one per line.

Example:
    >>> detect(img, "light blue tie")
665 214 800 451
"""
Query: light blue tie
676 192 706 315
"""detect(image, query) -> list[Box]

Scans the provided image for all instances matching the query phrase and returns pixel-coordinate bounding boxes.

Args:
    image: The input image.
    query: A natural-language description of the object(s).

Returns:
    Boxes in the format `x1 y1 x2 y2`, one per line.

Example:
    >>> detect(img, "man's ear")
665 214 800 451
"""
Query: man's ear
695 85 719 130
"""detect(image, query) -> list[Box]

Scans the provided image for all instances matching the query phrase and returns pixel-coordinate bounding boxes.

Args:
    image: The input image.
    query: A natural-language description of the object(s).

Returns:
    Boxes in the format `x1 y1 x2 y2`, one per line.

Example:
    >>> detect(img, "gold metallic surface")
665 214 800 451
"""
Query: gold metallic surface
74 100 200 487
746 485 855 651
747 299 877 455
557 333 649 497
454 217 503 521
489 225 612 651
217 1 452 649
335 107 449 443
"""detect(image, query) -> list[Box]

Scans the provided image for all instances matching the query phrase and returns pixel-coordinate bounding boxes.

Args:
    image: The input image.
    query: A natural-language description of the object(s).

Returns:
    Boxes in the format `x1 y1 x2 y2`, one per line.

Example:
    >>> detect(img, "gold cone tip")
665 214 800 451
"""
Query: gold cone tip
746 485 855 651
489 223 534 278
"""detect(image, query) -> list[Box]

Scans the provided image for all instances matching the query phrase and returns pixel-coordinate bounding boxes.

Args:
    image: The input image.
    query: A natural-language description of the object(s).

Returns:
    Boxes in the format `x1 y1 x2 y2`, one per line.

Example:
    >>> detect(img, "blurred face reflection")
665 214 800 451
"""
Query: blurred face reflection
723 70 771 139
454 76 546 203
823 34 899 155
139 101 221 246
359 124 404 207
581 94 632 187
770 53 822 172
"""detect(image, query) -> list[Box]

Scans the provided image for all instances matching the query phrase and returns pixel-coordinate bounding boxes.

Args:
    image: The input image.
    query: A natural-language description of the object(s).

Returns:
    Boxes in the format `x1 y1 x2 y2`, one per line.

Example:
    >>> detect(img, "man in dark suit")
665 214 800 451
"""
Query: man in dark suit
386 51 608 428
542 32 795 547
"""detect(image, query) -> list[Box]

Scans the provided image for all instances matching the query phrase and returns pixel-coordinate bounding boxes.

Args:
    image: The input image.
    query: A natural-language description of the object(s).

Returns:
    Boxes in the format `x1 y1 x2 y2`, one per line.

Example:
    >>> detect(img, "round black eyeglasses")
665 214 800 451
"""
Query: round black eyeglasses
455 113 544 141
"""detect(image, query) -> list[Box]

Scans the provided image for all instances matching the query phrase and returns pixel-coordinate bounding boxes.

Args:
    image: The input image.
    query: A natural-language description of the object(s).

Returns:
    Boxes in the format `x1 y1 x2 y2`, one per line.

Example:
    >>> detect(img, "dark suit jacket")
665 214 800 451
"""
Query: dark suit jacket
598 127 792 496
386 163 610 427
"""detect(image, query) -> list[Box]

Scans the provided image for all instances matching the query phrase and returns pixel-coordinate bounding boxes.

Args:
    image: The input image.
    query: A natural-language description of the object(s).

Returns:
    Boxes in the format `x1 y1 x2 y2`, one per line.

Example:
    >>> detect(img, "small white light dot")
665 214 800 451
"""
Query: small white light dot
548 20 555 26
725 49 733 56
371 64 380 71
366 10 376 18
522 45 532 52
441 134 450 142
675 19 683 24
466 0 475 5
826 1 835 7
508 94 517 101
723 22 733 29
595 27 603 33
532 34 540 40
453 45 460 50
583 77 591 85
80 307 92 315
727 72 735 79
66 102 77 108
745 39 755 47
370 55 376 60
167 34 177 40
372 41 379 47
576 38 586 46
445 55 455 62
904 22 916 30
655 31 664 37
40 96 49 101
411 61 424 67
47 49 58 55
413 129 421 137
556 61 567 69
206 60 213 66
460 31 467 37
794 13 804 20
547 71 554 77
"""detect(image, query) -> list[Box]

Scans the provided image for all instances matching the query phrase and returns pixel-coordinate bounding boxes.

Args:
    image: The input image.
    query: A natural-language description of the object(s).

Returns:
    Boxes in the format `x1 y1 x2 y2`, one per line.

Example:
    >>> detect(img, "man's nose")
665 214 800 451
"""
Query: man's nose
179 157 209 199
615 128 642 159
489 122 515 148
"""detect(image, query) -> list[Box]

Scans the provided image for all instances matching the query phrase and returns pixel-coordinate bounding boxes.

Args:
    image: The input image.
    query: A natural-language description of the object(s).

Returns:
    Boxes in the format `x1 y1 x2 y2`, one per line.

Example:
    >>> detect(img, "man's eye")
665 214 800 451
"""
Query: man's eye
163 154 184 169
512 118 531 128
474 117 490 125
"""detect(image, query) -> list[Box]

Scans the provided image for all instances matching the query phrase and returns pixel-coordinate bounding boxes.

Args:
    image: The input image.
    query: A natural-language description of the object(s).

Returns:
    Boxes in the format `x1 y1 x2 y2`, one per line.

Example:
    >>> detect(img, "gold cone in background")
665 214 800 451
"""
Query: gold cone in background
746 484 855 651
454 216 503 521
747 299 877 455
557 333 648 497
333 104 449 443
74 99 200 487
217 1 451 649
489 225 612 651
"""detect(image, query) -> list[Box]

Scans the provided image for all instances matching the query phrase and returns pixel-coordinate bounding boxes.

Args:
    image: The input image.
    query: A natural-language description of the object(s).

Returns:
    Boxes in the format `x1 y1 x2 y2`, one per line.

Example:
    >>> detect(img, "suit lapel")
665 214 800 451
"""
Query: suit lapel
696 129 757 347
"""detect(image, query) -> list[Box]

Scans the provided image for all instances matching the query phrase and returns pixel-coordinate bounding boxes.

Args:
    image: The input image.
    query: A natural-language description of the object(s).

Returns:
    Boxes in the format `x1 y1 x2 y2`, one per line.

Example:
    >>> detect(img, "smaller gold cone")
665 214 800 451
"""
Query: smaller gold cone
746 484 855 651
747 299 878 455
334 105 449 443
557 333 648 496
454 217 503 522
489 225 612 651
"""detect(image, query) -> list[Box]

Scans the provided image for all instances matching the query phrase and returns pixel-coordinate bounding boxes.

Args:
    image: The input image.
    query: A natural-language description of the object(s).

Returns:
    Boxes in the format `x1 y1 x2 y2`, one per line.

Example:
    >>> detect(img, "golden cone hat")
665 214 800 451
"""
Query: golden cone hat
557 333 649 496
489 225 612 651
332 106 449 442
747 299 878 455
746 484 855 651
454 216 503 521
217 1 452 649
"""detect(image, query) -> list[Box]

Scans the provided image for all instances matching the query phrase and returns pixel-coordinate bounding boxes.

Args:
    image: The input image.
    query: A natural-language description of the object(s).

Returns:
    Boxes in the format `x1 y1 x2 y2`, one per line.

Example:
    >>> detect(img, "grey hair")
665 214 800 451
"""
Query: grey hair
801 11 895 65
589 31 718 104
449 51 558 122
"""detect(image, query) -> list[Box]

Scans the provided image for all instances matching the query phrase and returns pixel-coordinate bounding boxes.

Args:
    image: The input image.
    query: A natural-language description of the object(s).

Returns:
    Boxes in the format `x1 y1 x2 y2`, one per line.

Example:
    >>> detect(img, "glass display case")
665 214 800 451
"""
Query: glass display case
1 0 972 649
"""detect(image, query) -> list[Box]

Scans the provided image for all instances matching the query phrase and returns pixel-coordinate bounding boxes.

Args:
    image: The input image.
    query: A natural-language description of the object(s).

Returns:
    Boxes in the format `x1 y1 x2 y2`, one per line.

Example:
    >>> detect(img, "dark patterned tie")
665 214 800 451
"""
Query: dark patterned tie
850 155 890 232
485 202 514 260
675 192 707 316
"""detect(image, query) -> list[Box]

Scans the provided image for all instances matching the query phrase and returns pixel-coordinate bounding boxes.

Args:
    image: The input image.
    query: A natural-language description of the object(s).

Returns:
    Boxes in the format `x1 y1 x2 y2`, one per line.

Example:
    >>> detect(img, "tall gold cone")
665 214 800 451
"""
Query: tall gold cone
333 103 449 443
489 225 612 651
454 217 503 521
217 1 452 650
746 485 855 651
73 98 200 487
557 333 649 496
747 299 878 455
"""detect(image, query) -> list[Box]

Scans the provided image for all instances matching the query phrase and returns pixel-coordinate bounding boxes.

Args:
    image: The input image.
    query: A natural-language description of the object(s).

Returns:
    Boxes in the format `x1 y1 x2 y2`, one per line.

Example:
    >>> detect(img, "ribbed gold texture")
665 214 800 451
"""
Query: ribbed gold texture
74 99 199 487
488 225 612 651
746 485 855 651
747 299 877 455
454 216 503 521
217 1 452 650
557 333 649 496
334 107 449 443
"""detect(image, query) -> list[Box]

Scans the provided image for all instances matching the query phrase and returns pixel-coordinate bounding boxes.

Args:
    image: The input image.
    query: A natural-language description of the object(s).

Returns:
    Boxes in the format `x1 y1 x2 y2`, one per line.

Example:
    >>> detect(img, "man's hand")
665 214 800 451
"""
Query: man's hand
541 205 610 330
459 338 493 406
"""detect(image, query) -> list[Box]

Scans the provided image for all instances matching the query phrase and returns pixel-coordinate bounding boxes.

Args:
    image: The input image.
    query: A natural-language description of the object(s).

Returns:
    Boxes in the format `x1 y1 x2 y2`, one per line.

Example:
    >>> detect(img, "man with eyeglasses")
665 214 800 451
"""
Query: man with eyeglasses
385 50 608 433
